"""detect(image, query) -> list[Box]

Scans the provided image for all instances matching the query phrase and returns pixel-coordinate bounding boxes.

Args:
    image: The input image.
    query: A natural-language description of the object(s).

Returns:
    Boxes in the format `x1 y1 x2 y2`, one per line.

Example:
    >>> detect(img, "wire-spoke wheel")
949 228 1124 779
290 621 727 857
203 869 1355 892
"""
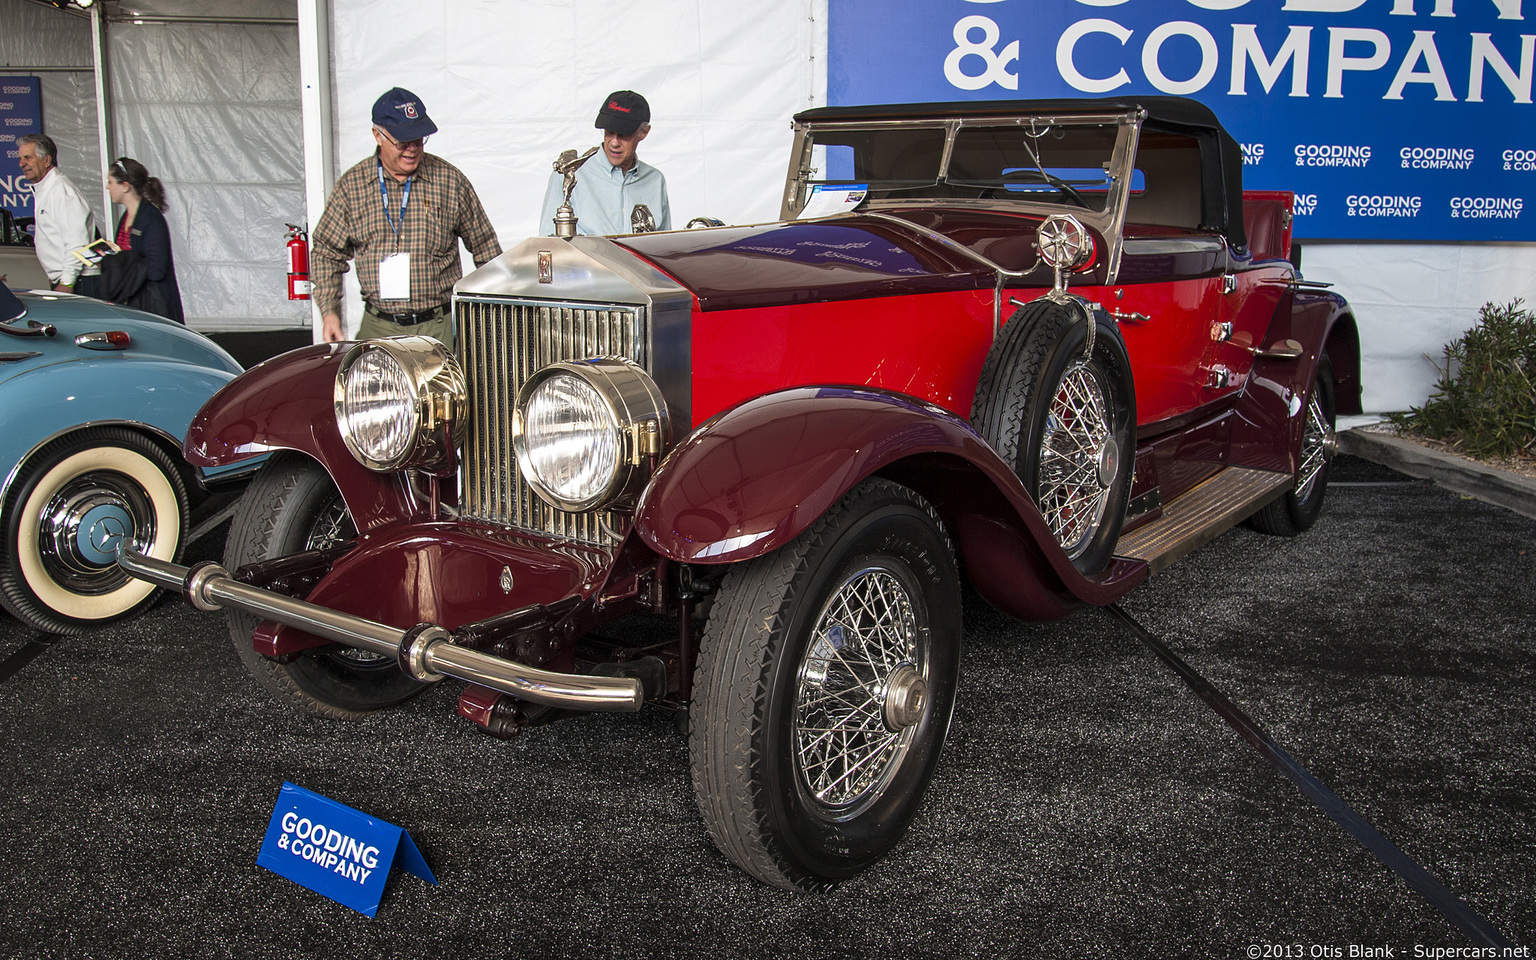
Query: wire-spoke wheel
223 453 427 718
690 479 961 891
1037 359 1116 556
1249 353 1336 536
972 299 1135 573
795 566 923 815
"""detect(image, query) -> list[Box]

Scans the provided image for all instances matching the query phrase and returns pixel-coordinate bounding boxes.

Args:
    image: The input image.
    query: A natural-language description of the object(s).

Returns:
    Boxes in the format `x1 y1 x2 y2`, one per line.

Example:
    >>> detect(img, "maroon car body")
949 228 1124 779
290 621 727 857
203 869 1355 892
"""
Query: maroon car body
123 97 1359 891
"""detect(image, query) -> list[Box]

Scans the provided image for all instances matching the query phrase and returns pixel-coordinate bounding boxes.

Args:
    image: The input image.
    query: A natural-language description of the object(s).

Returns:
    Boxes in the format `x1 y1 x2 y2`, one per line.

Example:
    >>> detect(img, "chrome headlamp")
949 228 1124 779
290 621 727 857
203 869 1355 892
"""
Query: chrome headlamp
1037 214 1095 271
513 358 670 513
1037 214 1096 297
334 336 467 472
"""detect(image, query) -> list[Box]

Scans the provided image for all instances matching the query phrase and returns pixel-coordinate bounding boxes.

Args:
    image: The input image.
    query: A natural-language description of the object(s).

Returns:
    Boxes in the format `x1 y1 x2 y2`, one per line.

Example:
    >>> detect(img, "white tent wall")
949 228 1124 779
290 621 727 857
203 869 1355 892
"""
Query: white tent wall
1300 242 1536 413
4 0 307 331
322 0 825 341
0 0 104 231
106 10 309 332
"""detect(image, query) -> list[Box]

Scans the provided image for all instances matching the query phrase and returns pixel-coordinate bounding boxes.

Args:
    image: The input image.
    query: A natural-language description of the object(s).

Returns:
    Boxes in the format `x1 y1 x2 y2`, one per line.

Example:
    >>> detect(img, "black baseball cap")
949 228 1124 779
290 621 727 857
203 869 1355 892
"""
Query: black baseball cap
595 91 650 136
372 87 438 141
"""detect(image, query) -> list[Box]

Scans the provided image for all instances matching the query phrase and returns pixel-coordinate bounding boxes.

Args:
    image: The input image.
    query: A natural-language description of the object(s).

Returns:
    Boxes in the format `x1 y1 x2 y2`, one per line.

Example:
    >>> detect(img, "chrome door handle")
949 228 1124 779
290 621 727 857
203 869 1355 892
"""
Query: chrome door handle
1109 308 1150 324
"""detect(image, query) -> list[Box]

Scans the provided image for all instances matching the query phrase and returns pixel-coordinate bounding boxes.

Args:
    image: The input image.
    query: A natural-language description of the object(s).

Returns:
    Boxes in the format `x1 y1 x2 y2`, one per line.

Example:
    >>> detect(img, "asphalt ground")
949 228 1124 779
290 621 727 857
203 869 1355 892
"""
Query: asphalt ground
1 454 1532 959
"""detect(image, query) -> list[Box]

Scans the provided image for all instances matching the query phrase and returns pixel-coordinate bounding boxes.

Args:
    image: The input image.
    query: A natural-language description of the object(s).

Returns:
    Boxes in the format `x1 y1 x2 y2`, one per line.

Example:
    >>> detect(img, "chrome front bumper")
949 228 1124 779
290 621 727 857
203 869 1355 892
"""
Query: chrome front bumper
117 548 643 712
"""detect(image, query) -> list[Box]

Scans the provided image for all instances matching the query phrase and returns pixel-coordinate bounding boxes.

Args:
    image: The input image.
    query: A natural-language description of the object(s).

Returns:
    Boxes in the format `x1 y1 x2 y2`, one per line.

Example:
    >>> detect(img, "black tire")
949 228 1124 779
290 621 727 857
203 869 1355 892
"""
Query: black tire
1248 354 1335 536
0 427 187 635
971 300 1135 573
689 478 962 891
224 453 427 719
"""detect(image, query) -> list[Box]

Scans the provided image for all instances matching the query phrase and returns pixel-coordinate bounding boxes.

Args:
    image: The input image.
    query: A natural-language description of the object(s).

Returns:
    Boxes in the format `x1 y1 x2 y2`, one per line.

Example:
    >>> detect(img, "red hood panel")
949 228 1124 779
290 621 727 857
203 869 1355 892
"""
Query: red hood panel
611 211 1054 311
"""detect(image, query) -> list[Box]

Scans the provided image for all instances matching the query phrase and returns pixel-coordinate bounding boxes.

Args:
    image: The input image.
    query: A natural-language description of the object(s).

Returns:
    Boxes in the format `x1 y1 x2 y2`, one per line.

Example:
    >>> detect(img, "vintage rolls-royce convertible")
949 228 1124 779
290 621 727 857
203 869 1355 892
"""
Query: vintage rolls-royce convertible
120 97 1359 891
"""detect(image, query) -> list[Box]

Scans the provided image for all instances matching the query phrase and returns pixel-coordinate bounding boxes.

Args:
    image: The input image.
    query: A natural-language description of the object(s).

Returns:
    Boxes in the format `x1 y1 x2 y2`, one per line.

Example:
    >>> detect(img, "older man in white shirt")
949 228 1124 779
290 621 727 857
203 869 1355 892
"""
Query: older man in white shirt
18 134 99 296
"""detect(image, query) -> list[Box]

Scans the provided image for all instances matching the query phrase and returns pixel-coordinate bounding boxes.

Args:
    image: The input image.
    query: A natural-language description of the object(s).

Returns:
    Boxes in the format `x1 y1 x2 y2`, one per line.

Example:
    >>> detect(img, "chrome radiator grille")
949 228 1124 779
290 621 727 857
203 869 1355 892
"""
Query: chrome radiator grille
456 297 647 545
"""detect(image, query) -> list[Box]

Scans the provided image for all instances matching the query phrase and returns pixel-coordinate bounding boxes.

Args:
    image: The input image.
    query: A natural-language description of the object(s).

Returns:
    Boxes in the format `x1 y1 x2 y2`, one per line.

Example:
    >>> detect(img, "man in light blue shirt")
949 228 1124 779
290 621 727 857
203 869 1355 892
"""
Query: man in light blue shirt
539 90 671 236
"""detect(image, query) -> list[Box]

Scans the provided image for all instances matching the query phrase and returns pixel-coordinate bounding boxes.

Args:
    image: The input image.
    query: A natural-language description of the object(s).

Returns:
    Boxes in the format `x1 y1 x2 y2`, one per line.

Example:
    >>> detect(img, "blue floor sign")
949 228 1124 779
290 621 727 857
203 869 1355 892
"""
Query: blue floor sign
257 782 437 917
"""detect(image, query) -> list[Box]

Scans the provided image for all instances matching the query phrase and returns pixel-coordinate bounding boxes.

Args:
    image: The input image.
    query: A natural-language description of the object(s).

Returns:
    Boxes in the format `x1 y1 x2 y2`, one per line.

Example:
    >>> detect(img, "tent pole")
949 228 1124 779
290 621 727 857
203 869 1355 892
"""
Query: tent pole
298 0 334 343
90 3 112 232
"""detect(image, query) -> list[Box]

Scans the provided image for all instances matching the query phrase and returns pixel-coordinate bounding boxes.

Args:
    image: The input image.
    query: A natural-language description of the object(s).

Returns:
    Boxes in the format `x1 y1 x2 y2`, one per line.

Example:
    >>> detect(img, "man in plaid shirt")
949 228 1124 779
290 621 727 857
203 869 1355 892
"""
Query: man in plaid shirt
313 87 501 347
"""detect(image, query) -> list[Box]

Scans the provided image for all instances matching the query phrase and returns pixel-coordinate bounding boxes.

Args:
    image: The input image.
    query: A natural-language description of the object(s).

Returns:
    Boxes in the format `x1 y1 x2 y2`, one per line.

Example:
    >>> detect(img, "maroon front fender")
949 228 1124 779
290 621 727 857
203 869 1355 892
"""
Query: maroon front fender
633 386 1147 616
184 343 418 530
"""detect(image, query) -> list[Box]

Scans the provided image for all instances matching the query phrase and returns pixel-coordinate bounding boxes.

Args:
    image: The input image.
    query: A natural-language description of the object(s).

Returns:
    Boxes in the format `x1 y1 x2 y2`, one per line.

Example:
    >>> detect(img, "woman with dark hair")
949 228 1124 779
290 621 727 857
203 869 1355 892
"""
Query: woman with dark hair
106 156 185 323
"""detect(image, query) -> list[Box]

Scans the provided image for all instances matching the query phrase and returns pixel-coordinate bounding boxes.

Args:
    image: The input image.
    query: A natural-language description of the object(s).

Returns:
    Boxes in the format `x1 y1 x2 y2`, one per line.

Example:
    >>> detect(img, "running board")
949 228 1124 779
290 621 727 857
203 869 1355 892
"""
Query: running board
1114 467 1291 575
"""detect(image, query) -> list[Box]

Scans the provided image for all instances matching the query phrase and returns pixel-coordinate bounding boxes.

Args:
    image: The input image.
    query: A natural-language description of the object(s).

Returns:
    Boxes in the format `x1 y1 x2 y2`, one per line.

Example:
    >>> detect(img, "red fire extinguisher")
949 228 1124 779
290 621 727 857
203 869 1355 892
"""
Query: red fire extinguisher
286 223 311 300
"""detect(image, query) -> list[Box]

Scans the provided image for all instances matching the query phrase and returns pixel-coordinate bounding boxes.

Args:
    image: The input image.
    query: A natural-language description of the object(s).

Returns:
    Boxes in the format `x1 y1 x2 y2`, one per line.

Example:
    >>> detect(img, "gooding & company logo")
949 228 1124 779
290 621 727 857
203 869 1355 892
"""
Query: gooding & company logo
1293 194 1317 217
1241 143 1264 166
1503 149 1536 172
1295 144 1371 168
1400 147 1474 171
1346 195 1422 218
1451 196 1523 220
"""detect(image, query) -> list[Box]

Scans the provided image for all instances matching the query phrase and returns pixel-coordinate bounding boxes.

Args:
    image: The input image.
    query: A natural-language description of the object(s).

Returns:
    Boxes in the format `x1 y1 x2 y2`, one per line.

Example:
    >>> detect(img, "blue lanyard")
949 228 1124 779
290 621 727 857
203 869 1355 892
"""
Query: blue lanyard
378 161 412 239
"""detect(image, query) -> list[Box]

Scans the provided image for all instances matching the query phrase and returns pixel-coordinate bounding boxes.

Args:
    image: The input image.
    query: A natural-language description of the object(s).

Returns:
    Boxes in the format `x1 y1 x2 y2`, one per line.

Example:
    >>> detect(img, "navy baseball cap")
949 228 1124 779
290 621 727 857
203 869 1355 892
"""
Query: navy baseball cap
372 87 438 141
595 91 650 136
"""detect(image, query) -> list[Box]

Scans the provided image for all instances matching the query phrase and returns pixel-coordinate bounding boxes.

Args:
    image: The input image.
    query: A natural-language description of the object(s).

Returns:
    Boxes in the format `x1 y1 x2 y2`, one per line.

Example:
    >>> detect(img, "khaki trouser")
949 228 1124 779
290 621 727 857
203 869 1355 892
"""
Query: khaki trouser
358 303 454 349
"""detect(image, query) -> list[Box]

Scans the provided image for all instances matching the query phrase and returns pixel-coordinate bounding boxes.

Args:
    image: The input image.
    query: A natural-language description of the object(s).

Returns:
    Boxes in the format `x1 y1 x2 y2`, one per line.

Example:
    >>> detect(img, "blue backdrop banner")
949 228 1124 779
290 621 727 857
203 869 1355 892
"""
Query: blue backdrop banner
0 77 43 220
828 0 1535 241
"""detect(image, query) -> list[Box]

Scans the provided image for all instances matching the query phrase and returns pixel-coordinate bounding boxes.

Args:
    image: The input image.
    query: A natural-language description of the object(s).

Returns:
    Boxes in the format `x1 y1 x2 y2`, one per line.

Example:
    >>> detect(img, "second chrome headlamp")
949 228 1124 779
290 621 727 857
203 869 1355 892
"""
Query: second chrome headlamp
512 357 670 513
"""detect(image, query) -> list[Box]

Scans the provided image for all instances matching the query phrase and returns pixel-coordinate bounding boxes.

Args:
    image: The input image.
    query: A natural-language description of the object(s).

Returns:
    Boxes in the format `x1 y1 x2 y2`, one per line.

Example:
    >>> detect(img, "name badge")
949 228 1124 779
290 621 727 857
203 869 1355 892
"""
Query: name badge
378 252 410 301
256 781 436 917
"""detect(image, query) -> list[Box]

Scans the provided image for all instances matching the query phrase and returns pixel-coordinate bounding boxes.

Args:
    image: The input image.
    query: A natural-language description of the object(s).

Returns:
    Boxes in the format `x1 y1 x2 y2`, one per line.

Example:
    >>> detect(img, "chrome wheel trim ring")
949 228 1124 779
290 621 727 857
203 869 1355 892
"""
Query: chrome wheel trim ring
1037 360 1114 558
794 565 924 817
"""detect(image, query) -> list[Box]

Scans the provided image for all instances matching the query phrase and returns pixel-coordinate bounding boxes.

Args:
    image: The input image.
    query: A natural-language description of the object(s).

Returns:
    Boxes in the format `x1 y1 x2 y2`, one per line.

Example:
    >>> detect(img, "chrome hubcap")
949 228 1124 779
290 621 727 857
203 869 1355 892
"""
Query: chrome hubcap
795 567 923 814
38 474 155 595
1037 360 1114 558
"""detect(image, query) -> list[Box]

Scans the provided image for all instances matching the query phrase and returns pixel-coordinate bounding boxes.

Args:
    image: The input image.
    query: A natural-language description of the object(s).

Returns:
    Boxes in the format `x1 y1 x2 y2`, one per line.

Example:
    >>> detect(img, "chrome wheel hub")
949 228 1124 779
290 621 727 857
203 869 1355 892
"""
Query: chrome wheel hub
881 663 927 732
795 567 923 813
1037 360 1114 558
38 475 154 594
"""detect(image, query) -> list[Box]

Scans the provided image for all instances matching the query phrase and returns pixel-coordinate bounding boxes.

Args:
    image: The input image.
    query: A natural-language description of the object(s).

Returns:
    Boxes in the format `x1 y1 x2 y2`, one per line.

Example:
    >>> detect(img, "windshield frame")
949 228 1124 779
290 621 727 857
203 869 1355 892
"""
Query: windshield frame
782 107 1145 282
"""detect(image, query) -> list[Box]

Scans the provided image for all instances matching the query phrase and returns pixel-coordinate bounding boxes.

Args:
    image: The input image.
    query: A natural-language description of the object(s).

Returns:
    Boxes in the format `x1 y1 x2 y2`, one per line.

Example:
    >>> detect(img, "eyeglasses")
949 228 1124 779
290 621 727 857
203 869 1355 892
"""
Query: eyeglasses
375 127 427 149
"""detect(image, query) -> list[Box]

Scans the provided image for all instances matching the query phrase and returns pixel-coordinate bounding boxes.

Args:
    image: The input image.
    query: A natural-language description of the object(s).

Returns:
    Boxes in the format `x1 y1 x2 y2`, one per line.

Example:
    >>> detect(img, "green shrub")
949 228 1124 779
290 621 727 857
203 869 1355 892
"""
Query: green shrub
1389 299 1536 459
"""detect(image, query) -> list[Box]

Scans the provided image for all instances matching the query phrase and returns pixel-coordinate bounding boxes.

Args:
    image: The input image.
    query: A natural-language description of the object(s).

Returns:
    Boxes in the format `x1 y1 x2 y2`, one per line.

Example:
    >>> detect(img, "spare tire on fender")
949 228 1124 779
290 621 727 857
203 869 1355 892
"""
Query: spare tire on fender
970 297 1136 574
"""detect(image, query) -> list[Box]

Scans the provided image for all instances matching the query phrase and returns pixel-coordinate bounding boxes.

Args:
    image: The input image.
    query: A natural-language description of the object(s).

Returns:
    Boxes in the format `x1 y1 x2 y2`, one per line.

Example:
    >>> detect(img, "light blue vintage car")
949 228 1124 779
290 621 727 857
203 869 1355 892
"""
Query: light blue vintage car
1 282 252 634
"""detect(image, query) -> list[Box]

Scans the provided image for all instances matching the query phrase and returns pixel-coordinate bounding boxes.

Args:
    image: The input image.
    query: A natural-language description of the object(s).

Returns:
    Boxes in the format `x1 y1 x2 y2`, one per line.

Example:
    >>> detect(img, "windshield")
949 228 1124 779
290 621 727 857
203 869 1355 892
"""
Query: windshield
801 118 1131 214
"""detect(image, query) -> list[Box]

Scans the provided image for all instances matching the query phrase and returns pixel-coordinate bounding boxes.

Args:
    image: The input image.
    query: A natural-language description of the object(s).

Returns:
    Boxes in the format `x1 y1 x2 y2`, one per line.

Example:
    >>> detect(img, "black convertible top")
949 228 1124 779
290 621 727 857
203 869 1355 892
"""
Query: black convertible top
795 97 1247 250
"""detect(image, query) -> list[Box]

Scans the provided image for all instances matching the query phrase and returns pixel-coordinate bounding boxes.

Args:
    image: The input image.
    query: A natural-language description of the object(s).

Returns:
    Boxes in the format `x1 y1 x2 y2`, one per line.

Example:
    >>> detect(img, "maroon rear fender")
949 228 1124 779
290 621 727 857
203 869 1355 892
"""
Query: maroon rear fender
633 386 1147 614
184 343 418 530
